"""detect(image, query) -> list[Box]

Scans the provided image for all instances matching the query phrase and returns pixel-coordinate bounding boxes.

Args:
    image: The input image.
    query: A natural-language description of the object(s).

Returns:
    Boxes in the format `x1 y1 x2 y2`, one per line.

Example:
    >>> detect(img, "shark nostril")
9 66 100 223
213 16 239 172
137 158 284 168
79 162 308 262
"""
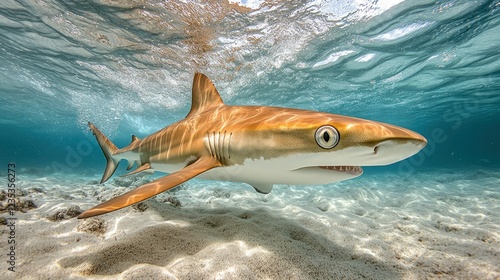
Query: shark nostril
374 146 379 155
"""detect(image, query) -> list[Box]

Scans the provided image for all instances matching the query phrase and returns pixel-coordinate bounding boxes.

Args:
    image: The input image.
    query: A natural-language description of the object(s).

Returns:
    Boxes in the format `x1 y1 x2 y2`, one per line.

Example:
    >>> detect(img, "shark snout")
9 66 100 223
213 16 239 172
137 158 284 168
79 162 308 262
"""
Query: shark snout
360 121 428 165
366 137 427 165
334 120 427 166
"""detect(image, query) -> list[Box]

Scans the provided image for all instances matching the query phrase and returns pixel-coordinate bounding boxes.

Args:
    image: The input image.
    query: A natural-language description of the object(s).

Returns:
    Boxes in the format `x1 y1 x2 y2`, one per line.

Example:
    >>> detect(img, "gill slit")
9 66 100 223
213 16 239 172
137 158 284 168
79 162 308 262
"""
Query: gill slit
206 132 214 158
205 131 232 164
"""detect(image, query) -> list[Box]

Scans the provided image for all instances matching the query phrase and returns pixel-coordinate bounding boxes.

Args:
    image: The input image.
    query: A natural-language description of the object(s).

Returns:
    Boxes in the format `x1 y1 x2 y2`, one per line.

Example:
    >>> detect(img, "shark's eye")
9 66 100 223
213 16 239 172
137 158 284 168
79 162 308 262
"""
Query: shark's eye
315 126 339 149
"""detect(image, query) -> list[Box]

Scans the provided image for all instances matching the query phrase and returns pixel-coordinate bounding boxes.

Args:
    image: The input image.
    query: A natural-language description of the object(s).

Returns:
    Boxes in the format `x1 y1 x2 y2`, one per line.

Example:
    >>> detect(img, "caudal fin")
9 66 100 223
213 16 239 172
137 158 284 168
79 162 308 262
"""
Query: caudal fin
88 122 119 183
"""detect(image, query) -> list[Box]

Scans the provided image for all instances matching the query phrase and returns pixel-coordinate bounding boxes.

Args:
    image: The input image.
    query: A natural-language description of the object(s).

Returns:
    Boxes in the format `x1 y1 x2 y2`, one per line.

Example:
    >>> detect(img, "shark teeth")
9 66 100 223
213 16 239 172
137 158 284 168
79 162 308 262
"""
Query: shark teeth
320 166 362 176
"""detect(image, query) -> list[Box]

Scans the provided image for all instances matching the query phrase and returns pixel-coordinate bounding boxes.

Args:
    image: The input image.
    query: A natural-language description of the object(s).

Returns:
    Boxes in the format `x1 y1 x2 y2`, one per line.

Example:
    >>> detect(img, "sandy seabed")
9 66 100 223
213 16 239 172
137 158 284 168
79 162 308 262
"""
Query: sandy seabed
1 168 499 279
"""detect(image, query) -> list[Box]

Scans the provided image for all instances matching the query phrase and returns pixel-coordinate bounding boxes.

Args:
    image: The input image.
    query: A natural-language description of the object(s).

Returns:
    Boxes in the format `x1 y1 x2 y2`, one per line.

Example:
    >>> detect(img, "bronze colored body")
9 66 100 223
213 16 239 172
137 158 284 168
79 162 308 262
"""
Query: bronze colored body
79 73 426 218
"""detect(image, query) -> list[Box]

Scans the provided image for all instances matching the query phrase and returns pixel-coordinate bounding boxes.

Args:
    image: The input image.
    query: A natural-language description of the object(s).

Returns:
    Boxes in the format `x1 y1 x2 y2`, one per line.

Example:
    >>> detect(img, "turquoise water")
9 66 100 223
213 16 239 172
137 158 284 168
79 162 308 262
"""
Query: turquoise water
1 0 499 175
1 1 499 278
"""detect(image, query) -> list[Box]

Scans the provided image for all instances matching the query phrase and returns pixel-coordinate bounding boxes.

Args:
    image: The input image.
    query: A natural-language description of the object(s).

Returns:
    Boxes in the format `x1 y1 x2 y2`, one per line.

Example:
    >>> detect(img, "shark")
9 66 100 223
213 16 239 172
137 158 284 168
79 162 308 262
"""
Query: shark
78 73 427 219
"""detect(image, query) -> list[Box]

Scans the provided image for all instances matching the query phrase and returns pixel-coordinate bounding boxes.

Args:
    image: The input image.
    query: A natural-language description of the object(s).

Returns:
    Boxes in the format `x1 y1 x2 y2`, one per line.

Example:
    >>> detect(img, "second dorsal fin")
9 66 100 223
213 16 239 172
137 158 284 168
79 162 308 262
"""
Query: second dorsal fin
130 135 140 144
187 73 224 117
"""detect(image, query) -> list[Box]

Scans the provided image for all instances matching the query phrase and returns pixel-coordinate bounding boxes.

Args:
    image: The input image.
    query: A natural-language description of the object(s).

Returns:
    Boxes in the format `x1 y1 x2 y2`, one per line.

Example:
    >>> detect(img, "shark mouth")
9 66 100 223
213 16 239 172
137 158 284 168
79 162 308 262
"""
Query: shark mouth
320 166 363 176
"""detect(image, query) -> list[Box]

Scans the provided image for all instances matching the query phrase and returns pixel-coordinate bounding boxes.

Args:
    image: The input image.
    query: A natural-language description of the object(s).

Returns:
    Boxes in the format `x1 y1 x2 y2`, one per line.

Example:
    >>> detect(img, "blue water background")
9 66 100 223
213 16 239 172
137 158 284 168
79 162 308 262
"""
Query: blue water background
0 0 499 177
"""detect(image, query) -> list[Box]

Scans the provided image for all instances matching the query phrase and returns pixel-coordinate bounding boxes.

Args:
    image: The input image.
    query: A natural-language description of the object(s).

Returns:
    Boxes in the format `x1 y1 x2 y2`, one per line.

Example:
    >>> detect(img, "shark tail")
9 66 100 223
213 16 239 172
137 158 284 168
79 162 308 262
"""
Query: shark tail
88 122 119 183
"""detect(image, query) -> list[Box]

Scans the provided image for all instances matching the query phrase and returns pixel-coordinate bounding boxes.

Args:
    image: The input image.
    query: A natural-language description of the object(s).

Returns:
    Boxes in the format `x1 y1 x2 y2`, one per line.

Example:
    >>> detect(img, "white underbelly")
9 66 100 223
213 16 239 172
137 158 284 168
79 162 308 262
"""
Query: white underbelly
199 157 359 185
149 156 359 186
199 166 355 185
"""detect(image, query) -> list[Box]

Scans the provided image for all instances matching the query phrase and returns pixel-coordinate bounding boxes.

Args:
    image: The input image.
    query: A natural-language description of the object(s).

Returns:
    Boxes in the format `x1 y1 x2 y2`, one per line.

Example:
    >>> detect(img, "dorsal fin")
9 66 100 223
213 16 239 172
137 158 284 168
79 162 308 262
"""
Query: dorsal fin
187 73 224 117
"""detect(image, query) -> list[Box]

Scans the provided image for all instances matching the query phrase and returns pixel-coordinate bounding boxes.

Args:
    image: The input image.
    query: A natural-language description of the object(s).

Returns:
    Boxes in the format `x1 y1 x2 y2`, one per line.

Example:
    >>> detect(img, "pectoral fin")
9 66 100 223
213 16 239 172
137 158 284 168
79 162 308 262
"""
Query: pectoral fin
78 157 221 218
